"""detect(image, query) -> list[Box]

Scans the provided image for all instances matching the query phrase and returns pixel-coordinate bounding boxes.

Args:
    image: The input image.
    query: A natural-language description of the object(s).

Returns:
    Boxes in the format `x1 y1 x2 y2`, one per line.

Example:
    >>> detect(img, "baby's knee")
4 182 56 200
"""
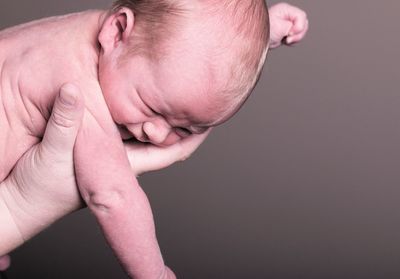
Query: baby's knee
84 189 128 214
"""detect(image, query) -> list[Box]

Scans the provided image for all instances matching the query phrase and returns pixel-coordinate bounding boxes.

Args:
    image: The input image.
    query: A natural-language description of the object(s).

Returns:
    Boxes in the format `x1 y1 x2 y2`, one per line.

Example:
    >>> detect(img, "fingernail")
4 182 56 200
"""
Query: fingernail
60 85 77 106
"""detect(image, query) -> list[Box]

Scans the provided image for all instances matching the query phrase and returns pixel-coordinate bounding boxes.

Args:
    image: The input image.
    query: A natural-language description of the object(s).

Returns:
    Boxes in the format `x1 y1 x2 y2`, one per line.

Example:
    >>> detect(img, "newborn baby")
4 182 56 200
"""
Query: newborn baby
0 1 307 278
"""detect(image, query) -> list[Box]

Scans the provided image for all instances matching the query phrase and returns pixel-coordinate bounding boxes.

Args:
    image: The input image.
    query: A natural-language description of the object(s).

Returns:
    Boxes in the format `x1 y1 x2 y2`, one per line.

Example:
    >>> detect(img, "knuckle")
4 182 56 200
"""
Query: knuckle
87 190 126 212
51 108 75 128
179 151 191 162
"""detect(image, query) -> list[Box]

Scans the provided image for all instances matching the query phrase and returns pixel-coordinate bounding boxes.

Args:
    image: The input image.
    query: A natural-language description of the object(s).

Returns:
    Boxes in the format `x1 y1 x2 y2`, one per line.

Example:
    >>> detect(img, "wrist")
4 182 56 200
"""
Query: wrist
0 178 76 249
0 183 25 254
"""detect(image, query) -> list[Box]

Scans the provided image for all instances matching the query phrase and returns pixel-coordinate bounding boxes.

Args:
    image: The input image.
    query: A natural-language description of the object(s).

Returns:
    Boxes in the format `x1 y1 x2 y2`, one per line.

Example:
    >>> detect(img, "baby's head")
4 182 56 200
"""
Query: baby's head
98 0 269 146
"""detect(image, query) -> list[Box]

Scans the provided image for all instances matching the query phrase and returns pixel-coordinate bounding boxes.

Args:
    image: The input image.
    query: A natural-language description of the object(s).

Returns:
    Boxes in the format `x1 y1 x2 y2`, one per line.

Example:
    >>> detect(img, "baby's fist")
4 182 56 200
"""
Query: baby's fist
269 3 309 48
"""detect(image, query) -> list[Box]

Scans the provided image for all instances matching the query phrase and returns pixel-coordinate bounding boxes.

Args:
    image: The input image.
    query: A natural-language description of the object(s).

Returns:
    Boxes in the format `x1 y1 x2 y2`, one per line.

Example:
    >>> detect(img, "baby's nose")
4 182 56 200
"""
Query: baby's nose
142 121 171 145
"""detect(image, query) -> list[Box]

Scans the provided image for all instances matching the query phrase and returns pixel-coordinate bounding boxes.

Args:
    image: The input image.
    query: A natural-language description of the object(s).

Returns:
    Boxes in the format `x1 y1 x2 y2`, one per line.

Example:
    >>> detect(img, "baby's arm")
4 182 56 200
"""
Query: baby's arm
73 86 173 279
269 3 309 48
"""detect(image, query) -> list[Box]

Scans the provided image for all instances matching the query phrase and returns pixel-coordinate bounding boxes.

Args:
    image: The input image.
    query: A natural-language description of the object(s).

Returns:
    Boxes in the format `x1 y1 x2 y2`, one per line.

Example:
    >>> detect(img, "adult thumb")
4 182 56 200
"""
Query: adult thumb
41 83 84 155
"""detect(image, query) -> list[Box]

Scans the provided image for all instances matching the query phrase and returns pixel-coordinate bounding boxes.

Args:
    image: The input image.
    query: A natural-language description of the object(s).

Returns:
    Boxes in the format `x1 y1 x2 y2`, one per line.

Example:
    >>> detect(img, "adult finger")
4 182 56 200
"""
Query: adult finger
40 83 84 156
125 130 211 176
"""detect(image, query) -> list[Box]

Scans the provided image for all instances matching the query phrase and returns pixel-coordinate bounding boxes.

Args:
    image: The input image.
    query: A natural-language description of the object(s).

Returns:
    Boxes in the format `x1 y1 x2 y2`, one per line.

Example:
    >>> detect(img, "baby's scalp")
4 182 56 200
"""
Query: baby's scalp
111 0 269 120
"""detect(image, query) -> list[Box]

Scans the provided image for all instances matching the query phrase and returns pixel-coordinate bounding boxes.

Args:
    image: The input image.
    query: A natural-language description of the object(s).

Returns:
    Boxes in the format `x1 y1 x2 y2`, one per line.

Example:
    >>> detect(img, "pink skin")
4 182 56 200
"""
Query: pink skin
98 8 228 147
72 8 231 278
0 10 215 278
0 5 232 278
0 2 308 277
1 84 209 278
269 3 309 48
99 52 215 145
98 2 311 144
0 8 219 277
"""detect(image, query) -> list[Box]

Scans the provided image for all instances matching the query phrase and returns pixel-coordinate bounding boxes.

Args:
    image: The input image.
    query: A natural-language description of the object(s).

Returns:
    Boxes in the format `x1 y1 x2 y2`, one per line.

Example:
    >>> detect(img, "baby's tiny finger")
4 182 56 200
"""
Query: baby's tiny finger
287 20 309 44
286 32 304 45
289 13 308 35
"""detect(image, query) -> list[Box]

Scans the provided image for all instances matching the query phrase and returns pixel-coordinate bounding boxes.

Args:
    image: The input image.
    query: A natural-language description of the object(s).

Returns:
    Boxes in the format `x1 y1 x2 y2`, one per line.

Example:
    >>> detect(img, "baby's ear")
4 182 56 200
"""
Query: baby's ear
98 8 135 52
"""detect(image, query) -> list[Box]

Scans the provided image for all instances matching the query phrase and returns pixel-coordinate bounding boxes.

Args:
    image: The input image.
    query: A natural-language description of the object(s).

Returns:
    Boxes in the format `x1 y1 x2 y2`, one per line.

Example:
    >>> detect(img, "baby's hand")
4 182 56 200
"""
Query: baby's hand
269 3 309 48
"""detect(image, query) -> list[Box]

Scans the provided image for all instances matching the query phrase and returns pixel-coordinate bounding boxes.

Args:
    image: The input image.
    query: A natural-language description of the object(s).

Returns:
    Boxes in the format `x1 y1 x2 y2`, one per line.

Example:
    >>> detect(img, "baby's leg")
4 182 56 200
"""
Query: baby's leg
74 112 171 279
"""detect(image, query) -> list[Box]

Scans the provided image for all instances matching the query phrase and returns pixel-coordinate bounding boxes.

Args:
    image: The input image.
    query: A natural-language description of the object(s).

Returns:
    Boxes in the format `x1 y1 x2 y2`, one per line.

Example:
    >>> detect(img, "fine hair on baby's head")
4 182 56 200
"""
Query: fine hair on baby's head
111 0 269 119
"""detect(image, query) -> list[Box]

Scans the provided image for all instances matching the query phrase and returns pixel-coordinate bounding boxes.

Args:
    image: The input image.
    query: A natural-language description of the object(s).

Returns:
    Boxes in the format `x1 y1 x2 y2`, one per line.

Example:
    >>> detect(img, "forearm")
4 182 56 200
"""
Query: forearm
0 185 24 254
0 82 85 256
85 179 167 279
0 182 63 254
75 141 168 279
0 178 77 254
74 112 170 279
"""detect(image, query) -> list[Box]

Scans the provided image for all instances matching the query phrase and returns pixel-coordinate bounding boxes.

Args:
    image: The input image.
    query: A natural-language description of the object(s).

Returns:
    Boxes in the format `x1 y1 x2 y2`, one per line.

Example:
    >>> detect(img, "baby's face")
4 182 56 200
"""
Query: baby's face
99 47 228 146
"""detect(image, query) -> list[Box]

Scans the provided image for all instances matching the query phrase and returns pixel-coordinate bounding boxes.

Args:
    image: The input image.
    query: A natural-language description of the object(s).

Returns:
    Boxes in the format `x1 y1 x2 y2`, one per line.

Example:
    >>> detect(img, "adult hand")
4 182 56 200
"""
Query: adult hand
269 3 309 48
125 129 211 176
0 83 210 270
0 83 84 261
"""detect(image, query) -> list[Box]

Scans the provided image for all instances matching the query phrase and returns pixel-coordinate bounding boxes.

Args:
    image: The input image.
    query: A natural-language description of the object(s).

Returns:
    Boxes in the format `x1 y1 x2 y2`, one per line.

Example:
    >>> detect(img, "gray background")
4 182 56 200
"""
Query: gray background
1 0 400 278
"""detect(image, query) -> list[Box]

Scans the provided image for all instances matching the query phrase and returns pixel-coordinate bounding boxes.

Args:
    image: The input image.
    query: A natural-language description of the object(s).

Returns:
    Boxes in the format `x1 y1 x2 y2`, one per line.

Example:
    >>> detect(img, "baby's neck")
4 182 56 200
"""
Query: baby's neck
0 10 106 135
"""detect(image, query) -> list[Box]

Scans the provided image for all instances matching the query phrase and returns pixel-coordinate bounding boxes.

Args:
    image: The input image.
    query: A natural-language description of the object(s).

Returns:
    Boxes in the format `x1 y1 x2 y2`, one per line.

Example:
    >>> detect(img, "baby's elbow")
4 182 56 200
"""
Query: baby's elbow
85 189 127 214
